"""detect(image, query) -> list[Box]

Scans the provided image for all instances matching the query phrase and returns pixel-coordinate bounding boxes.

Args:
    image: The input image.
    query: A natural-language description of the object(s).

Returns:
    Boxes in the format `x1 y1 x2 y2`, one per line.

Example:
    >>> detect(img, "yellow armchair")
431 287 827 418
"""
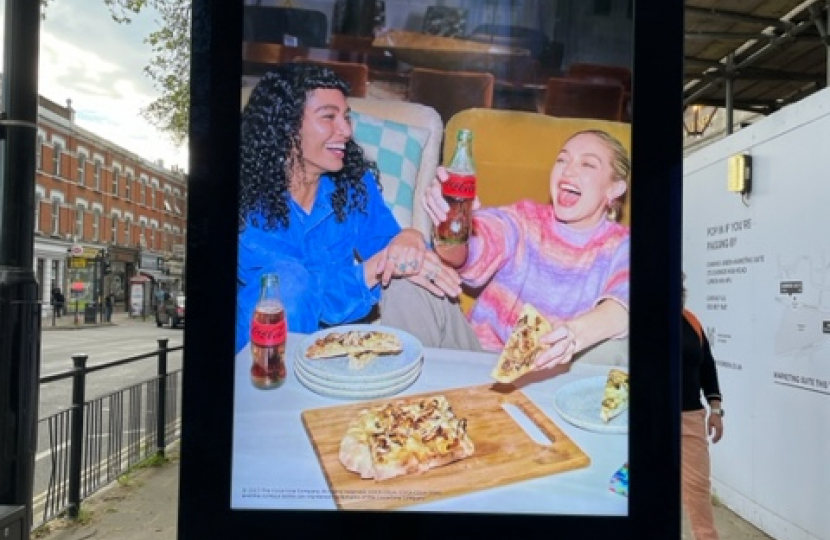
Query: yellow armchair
444 108 632 224
442 108 632 312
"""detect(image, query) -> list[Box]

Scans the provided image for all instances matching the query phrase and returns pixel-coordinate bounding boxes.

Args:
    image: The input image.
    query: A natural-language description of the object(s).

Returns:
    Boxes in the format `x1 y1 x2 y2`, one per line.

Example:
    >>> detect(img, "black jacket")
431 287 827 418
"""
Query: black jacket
681 312 722 412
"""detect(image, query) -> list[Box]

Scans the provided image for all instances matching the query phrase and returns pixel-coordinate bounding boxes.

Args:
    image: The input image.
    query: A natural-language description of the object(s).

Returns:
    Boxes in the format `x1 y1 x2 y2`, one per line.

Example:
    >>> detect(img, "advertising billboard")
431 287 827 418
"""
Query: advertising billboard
180 1 683 537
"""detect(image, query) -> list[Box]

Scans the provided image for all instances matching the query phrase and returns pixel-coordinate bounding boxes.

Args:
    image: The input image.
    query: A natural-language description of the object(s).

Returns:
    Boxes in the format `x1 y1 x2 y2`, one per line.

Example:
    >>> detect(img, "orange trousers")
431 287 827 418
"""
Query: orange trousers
682 409 719 540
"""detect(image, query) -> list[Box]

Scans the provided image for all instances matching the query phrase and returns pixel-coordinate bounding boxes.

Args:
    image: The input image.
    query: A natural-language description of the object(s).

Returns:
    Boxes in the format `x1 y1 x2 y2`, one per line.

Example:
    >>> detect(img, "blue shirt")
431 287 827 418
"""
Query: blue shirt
236 171 401 353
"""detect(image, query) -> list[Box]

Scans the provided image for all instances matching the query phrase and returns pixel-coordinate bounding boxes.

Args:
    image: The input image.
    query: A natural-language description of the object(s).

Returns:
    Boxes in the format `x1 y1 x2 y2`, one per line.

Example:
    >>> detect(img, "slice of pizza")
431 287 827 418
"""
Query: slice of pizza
347 351 379 370
339 396 474 481
600 368 630 423
305 330 403 360
491 303 552 383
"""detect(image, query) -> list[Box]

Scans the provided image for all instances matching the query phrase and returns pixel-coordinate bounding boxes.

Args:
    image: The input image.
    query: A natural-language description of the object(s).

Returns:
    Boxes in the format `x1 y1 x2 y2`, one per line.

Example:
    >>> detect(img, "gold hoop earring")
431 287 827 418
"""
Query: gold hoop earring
607 199 619 222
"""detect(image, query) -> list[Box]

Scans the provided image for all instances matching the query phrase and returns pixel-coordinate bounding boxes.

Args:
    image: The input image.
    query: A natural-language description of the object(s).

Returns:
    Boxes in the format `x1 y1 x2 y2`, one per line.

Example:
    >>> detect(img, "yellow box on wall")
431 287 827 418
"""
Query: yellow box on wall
728 154 752 193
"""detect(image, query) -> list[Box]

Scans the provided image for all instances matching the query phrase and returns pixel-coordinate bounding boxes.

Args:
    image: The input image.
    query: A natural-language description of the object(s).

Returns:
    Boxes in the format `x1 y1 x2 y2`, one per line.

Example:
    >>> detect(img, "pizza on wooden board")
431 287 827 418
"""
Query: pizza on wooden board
339 395 474 481
600 368 630 423
305 330 403 370
491 303 552 383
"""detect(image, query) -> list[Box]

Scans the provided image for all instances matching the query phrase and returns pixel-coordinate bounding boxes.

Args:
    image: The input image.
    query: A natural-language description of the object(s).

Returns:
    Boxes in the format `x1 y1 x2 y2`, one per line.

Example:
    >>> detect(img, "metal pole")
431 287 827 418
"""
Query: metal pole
726 53 735 135
0 0 42 535
67 354 88 519
98 254 104 323
156 338 169 457
92 254 99 324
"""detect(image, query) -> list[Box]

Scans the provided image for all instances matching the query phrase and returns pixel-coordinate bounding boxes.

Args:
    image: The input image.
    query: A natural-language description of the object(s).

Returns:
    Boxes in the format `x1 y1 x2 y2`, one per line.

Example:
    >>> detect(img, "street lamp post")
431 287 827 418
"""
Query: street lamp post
0 0 42 533
95 249 110 323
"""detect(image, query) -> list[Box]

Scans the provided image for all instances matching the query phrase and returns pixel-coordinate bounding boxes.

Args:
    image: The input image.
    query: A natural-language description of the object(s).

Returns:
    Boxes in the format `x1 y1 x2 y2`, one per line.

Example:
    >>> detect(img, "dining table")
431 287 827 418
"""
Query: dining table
231 331 628 515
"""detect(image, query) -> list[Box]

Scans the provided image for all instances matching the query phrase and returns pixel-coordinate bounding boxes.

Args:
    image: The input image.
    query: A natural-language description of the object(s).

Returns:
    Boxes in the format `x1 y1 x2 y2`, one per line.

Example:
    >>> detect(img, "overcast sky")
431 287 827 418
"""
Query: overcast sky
1 0 189 171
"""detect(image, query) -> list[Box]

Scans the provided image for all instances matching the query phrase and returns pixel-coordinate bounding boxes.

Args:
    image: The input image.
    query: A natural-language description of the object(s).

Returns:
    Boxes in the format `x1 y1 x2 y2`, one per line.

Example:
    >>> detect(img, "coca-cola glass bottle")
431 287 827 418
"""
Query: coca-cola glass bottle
435 128 476 245
249 273 287 389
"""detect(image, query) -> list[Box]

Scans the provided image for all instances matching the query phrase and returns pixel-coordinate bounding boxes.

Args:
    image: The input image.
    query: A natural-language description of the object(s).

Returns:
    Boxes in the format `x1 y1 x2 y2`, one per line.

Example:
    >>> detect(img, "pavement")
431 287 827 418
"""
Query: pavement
29 443 773 540
33 311 774 540
41 306 157 331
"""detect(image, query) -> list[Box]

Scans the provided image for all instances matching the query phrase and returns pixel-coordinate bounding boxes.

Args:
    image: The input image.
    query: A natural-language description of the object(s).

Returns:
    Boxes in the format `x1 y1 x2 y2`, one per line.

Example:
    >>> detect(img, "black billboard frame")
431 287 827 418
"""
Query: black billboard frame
179 1 684 537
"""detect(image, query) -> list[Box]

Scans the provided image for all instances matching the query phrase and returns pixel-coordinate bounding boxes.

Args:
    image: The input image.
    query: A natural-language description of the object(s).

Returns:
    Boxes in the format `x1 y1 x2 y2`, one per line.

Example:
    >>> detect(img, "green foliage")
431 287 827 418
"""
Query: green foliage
139 0 191 145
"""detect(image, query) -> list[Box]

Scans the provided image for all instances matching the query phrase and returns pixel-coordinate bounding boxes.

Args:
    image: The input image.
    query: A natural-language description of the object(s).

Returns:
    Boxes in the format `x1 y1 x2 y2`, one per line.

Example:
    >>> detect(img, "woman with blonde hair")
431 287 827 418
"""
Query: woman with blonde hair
423 129 631 368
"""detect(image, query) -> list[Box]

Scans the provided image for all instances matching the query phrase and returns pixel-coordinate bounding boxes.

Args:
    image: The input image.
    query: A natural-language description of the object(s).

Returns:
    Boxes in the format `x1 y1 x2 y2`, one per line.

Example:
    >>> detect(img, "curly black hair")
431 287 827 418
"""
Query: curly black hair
239 63 380 231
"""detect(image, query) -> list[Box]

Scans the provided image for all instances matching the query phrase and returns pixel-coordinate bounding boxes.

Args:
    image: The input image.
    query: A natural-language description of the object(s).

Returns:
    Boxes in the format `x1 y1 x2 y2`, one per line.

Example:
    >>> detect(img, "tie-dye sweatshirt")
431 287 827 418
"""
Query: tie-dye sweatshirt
460 200 630 351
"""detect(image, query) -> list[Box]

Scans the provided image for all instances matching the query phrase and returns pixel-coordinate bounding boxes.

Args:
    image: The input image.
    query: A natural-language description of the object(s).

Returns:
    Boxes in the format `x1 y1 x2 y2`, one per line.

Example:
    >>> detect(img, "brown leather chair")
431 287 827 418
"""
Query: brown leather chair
407 67 494 126
566 63 632 121
542 77 625 122
293 58 370 98
241 43 370 98
566 62 631 91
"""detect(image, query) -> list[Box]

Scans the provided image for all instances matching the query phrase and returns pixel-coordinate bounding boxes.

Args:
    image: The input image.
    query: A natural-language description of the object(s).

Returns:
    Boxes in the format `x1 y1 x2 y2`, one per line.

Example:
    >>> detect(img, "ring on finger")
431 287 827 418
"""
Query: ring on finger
397 263 407 272
425 267 438 282
408 260 418 270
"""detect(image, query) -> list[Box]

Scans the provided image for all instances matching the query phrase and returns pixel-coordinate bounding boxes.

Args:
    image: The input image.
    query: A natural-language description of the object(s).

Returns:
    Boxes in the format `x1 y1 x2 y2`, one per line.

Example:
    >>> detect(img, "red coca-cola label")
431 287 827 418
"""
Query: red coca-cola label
250 319 287 346
442 172 476 199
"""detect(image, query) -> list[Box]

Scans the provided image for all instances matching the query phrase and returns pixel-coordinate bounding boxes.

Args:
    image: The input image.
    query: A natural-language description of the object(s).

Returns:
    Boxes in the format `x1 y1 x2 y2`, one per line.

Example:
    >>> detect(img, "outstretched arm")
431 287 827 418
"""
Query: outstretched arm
534 299 629 368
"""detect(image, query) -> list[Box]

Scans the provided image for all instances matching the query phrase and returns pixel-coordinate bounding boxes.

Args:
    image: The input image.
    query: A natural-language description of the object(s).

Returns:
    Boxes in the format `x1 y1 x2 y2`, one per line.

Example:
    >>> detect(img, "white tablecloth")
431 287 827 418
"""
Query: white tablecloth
231 333 628 515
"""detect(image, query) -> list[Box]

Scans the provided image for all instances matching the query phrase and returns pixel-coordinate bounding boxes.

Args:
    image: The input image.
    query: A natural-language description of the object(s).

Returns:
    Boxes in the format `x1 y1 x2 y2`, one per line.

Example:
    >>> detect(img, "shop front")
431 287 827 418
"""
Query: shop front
109 246 139 311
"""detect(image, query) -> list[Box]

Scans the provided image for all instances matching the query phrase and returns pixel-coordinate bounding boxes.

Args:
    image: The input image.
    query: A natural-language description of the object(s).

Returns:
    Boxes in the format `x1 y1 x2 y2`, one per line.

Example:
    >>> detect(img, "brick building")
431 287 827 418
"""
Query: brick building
34 95 187 318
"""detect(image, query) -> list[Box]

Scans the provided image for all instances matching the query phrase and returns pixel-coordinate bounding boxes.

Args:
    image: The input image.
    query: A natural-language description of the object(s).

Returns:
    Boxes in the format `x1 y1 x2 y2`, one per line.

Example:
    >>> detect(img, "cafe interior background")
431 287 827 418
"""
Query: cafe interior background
241 0 634 120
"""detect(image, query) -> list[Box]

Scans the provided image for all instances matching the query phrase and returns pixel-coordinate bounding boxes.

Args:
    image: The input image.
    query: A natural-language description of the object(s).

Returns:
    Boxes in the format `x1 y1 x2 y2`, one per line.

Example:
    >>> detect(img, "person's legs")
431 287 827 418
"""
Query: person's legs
378 279 482 351
681 409 719 540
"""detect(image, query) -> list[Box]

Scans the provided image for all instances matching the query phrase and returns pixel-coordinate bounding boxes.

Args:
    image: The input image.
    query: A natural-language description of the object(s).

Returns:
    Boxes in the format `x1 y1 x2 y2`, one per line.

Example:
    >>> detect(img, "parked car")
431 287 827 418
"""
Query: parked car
156 294 185 328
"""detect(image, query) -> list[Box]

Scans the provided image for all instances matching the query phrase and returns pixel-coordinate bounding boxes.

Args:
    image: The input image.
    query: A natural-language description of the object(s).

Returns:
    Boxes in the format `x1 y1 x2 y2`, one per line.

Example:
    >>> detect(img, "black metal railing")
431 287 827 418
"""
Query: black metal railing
34 338 182 528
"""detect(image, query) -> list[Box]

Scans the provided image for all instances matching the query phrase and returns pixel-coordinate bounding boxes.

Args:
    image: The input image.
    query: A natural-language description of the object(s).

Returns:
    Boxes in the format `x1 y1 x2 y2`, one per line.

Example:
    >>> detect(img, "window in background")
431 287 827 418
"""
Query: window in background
36 135 43 170
77 154 86 186
75 205 84 237
94 160 102 190
34 192 42 232
111 215 119 245
51 199 60 235
93 210 100 241
53 144 62 176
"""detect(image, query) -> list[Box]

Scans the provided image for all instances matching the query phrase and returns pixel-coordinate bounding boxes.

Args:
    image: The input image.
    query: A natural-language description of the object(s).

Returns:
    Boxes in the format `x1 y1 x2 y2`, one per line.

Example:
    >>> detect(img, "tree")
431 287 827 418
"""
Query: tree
139 0 191 146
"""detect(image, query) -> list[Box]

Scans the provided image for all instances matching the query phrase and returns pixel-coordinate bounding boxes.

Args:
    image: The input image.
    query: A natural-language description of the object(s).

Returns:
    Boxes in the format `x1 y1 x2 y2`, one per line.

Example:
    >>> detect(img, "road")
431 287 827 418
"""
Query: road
34 313 184 523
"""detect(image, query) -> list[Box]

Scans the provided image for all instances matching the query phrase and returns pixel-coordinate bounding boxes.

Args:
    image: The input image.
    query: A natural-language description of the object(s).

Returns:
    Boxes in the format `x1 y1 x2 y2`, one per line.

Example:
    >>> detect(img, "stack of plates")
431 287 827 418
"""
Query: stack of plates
293 325 424 400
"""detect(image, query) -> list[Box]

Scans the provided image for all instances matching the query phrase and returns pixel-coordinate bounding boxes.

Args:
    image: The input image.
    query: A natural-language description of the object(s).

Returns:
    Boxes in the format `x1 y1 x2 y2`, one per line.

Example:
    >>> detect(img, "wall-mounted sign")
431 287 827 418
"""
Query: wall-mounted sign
139 253 165 270
68 257 87 269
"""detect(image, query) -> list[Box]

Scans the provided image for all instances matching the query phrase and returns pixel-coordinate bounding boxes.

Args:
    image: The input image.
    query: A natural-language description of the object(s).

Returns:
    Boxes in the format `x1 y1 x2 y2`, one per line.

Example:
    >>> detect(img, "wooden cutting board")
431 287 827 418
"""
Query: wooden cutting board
301 384 591 510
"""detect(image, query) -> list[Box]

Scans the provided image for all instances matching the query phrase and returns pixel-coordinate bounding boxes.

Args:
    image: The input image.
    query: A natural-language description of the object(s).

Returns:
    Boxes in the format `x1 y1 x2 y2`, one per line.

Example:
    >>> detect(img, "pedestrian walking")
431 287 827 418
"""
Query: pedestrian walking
105 293 114 322
682 273 724 540
51 287 65 318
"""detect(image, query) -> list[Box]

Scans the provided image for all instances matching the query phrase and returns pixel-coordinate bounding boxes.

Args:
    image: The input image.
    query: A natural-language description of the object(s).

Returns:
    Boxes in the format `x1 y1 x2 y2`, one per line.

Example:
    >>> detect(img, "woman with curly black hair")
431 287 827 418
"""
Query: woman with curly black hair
236 64 479 353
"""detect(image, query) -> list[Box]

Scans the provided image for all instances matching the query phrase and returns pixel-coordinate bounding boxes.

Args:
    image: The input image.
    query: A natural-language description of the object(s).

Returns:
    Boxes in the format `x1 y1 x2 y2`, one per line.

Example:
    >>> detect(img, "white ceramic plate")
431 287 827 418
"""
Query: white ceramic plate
553 375 629 434
293 360 421 400
294 325 424 383
294 355 422 391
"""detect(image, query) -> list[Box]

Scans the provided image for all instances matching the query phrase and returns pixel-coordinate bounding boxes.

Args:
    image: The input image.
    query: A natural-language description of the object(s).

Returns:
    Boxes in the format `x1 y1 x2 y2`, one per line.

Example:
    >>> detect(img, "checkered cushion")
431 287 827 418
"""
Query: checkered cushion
351 110 429 228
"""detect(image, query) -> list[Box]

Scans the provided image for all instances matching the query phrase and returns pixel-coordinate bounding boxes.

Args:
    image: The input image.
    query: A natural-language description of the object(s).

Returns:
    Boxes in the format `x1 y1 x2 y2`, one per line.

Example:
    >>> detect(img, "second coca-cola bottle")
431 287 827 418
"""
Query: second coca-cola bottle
250 273 287 389
435 128 476 245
